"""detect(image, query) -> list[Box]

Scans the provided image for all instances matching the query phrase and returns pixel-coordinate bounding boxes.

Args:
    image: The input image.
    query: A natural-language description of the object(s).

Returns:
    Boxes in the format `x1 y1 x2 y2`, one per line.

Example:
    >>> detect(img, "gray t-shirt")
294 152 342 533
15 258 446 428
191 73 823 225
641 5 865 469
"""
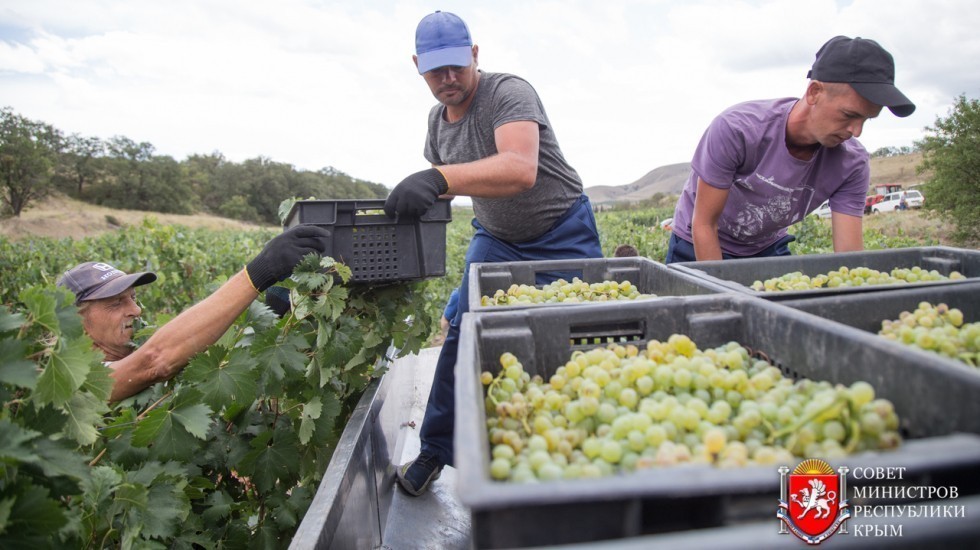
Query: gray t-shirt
424 71 582 242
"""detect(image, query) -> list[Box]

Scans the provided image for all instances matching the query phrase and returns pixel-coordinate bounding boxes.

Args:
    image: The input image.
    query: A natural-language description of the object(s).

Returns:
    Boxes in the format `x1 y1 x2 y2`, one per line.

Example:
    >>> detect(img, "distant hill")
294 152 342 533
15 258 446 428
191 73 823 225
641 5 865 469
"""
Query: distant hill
586 162 691 205
585 153 926 205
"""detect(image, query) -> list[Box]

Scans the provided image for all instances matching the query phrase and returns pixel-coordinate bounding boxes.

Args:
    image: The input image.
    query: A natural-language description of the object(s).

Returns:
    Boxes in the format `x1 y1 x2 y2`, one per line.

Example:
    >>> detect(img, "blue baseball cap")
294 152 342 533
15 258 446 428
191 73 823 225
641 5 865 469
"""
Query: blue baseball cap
415 11 473 74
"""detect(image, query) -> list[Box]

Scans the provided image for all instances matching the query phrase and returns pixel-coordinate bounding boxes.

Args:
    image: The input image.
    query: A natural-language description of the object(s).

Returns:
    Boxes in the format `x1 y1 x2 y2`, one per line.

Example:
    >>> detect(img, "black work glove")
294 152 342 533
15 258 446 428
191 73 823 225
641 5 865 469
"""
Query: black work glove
246 225 330 292
383 168 449 218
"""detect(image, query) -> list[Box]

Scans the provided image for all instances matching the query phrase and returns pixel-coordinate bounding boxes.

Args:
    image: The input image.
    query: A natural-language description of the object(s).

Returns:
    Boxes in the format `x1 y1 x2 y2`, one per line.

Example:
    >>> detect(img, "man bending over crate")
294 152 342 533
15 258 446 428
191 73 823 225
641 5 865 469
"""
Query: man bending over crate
385 10 603 496
57 225 328 402
664 36 915 263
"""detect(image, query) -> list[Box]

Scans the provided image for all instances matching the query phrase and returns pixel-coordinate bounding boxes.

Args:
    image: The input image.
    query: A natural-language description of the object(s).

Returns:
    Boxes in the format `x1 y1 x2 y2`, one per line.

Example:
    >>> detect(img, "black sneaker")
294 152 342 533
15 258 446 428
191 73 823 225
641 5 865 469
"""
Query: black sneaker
397 453 443 496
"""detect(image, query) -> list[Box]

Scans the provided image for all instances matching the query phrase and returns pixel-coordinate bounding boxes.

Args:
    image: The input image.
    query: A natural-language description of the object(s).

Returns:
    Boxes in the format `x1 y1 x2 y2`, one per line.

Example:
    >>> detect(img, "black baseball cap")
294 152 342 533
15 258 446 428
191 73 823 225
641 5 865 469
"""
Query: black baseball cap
807 36 915 118
57 262 157 304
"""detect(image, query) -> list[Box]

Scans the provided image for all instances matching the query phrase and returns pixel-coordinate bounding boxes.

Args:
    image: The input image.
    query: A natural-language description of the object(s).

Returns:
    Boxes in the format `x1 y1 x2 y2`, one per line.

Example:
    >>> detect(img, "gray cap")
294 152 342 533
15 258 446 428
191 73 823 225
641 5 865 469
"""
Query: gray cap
57 261 157 304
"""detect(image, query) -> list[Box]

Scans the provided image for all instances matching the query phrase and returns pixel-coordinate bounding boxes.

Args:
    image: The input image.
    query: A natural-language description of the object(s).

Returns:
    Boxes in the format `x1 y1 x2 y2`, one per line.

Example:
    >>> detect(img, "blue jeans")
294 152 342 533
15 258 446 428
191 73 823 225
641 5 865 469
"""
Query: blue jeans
664 233 796 264
419 195 603 466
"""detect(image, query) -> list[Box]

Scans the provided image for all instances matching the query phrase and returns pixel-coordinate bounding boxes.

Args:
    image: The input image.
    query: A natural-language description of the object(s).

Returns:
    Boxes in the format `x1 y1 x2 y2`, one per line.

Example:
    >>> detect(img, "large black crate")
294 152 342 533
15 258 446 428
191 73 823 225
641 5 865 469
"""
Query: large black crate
455 295 980 548
283 198 451 283
781 282 980 370
467 257 719 312
669 246 980 301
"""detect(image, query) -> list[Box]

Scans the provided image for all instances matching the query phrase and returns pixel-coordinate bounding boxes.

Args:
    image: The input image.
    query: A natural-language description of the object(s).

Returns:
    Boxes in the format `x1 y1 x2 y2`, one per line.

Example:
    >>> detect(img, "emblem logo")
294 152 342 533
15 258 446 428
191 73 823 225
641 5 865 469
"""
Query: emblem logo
778 459 851 544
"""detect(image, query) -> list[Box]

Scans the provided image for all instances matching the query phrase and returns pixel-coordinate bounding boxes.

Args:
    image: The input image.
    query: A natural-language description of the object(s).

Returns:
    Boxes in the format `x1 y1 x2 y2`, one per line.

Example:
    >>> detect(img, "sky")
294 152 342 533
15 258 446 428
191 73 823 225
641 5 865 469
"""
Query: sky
2 0 979 194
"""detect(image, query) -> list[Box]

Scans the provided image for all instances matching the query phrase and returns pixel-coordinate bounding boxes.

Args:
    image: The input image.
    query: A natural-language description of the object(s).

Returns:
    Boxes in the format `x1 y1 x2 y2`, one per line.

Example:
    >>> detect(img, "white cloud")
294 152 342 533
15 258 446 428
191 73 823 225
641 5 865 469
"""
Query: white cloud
1 0 978 193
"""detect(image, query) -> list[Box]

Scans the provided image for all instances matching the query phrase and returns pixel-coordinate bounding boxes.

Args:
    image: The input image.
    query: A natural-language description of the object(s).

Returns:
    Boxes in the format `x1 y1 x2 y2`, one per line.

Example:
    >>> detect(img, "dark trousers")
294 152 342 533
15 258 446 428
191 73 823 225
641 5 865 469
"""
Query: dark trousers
664 233 796 264
419 195 603 466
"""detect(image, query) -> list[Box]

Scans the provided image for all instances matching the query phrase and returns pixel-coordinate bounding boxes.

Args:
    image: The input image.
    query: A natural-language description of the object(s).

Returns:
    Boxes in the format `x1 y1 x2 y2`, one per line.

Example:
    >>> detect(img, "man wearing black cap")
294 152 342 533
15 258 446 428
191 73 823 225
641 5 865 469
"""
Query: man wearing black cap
665 36 915 263
58 225 329 401
387 11 603 496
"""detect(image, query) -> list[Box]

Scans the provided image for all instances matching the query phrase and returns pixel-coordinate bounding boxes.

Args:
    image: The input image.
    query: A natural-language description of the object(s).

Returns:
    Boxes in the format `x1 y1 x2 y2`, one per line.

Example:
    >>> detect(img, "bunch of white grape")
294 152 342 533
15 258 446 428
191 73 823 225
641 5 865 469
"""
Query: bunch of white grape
481 278 652 306
482 336 901 483
750 266 964 292
879 301 979 367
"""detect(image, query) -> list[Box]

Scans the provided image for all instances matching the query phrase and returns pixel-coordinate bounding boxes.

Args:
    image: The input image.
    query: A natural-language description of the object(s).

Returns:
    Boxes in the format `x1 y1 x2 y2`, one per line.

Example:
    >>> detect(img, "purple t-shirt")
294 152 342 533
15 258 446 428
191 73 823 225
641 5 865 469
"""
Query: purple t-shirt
672 98 870 256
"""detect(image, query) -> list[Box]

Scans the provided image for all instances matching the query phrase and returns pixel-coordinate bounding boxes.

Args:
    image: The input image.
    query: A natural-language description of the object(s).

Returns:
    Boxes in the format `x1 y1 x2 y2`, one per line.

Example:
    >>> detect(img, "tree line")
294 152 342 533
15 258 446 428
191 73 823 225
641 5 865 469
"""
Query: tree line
0 106 389 224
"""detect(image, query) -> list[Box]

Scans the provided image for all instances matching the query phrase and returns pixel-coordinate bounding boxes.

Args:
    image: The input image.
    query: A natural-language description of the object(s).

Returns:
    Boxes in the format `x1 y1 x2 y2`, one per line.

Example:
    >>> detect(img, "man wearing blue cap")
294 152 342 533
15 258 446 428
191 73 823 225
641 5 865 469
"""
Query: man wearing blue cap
388 10 603 496
665 36 915 263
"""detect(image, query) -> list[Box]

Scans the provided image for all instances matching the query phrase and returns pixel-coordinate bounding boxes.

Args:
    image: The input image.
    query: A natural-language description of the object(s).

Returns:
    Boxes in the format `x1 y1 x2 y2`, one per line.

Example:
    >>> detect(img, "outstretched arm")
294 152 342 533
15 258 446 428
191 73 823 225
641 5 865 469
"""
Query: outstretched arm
107 225 329 401
108 270 258 401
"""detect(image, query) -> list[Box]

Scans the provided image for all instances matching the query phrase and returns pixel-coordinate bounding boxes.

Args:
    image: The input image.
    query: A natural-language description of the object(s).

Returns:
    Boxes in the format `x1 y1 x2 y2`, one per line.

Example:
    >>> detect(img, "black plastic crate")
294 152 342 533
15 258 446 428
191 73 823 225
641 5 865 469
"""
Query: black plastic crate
283 198 451 283
467 257 720 312
782 282 980 370
455 295 980 548
669 246 980 301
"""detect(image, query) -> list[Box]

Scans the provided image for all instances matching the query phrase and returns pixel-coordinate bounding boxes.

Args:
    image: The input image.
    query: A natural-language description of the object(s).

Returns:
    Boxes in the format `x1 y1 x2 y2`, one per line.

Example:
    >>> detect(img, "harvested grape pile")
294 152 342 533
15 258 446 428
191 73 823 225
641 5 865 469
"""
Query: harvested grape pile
481 278 651 306
482 337 901 482
750 266 965 292
879 301 979 367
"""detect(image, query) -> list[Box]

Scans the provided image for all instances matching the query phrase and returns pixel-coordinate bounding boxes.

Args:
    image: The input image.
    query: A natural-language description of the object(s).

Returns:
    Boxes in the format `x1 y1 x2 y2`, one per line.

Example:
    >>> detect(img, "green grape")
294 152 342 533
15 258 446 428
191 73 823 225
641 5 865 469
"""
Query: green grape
752 266 964 292
878 301 978 368
484 338 901 483
482 277 655 306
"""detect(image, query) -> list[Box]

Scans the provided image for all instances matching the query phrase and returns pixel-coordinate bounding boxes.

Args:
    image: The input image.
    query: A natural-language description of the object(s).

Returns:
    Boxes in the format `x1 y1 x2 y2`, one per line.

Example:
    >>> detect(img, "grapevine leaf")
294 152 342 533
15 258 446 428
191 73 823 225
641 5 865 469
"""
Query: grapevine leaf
331 261 352 284
238 430 301 493
201 490 235 525
62 390 109 445
252 330 309 381
0 339 37 389
18 286 59 333
32 438 92 481
141 481 188 539
7 482 69 537
297 396 323 445
131 408 198 462
182 345 257 410
291 292 312 320
0 306 26 333
313 286 348 322
80 466 124 509
0 419 42 463
81 362 114 403
171 403 213 440
0 497 12 536
277 197 298 225
34 336 99 408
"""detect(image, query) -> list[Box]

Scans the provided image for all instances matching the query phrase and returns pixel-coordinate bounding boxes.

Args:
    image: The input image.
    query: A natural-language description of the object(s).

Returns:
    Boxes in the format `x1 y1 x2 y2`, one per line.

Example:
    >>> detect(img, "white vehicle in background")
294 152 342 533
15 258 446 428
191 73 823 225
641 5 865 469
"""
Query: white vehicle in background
872 190 924 213
810 200 833 219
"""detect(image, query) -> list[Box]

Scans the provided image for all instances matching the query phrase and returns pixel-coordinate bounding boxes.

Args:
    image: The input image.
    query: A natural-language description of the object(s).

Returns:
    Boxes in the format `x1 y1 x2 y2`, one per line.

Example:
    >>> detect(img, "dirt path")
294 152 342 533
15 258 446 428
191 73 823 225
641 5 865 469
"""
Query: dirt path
1 194 273 241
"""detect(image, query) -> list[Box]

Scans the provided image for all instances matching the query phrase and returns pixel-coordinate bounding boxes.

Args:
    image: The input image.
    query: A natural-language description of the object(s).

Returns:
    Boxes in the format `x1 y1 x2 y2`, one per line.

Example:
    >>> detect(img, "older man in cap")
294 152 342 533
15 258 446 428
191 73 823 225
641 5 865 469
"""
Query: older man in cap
58 225 328 401
665 36 916 263
387 10 603 496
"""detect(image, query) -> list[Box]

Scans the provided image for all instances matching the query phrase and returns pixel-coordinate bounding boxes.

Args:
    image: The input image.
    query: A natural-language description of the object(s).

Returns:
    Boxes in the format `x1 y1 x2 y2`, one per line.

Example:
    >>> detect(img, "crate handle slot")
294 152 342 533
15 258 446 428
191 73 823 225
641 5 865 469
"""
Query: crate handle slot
569 320 645 347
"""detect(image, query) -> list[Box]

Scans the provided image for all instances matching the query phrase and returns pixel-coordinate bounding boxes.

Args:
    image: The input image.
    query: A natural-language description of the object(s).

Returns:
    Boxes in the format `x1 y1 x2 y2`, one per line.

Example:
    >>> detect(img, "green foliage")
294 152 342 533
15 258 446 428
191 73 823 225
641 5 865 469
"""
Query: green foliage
788 214 939 255
594 207 673 261
0 218 277 317
1 106 390 224
0 107 64 217
917 95 980 244
0 256 433 547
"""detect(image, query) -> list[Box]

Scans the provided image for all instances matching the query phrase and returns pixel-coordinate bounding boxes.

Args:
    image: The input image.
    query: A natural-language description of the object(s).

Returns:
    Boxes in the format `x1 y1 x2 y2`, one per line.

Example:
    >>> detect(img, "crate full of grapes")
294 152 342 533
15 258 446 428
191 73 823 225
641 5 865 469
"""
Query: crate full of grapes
455 295 980 548
467 257 719 312
782 282 980 370
668 246 980 301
